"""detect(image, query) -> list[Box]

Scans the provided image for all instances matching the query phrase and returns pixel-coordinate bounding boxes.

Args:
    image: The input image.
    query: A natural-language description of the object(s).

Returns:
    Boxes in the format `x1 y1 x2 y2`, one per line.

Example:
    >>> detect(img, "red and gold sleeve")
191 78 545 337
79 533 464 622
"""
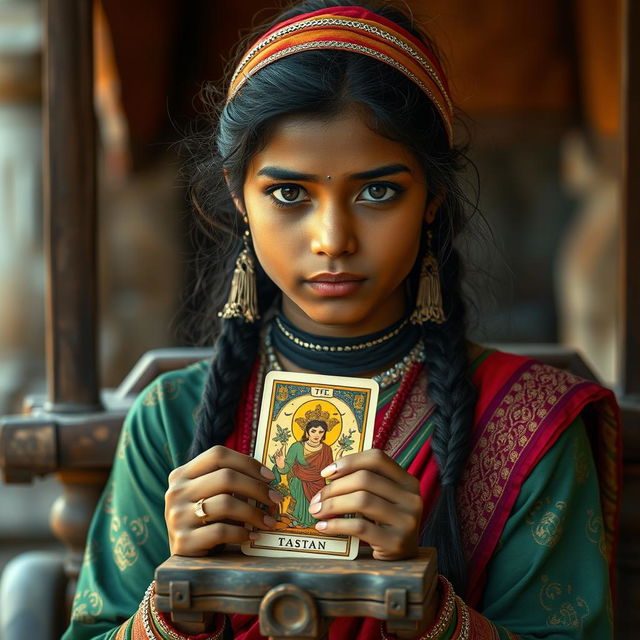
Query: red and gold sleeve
116 582 226 640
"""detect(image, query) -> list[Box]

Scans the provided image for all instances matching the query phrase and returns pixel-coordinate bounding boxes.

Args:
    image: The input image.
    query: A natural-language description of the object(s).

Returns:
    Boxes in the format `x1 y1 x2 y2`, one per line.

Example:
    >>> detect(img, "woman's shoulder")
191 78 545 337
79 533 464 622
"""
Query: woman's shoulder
124 359 211 466
466 343 614 447
467 342 605 398
133 359 210 413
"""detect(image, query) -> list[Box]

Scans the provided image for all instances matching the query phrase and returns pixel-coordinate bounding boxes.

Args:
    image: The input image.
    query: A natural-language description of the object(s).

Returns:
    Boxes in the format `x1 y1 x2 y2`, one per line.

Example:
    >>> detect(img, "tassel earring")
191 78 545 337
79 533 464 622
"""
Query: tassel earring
219 226 260 323
410 230 446 325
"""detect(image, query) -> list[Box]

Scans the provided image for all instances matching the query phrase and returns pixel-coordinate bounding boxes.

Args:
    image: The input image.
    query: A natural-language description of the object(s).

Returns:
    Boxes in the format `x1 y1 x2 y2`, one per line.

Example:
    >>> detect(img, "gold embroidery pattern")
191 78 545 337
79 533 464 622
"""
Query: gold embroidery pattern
103 482 115 514
585 509 606 558
142 378 184 406
384 369 434 457
117 428 131 459
526 497 567 547
573 432 590 484
109 514 150 572
82 541 101 568
71 589 104 623
458 363 585 558
539 575 590 629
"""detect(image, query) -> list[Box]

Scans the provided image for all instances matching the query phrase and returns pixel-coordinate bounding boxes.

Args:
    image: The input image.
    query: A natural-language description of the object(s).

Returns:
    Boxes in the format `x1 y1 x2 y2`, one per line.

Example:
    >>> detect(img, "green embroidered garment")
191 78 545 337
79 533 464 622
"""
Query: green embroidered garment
63 358 613 639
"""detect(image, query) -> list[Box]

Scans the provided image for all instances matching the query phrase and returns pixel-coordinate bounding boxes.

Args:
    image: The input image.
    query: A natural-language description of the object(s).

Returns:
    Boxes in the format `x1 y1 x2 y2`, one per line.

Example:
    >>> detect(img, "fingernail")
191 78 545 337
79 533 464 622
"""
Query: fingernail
309 501 322 514
263 515 277 528
269 489 284 503
310 493 321 505
249 531 259 540
315 521 328 531
260 466 275 480
320 463 337 478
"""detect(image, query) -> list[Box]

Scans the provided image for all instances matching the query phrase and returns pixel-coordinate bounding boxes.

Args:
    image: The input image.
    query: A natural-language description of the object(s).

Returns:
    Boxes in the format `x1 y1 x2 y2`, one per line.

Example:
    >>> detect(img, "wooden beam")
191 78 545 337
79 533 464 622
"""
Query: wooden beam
43 0 101 412
621 0 640 397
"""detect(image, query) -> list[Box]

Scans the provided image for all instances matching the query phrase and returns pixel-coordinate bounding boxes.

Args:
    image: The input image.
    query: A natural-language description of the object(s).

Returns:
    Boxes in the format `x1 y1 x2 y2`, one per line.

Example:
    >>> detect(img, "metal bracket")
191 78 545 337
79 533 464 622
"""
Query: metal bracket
385 588 407 618
0 418 57 482
169 581 192 610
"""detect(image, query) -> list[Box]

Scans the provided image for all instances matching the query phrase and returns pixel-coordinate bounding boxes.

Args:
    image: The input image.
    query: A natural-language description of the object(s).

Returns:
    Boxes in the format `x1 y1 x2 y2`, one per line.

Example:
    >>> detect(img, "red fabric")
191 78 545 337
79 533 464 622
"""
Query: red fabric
292 443 334 501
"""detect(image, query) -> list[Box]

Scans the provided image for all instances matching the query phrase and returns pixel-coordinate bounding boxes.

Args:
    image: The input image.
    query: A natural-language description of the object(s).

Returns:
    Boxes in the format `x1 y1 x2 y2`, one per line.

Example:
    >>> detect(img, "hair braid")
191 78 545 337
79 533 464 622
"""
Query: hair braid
188 261 278 460
420 244 477 594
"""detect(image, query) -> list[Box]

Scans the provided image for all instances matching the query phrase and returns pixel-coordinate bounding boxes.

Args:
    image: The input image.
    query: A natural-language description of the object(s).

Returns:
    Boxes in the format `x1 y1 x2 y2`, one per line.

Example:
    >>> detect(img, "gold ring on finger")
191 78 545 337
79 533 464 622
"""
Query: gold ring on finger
194 497 208 525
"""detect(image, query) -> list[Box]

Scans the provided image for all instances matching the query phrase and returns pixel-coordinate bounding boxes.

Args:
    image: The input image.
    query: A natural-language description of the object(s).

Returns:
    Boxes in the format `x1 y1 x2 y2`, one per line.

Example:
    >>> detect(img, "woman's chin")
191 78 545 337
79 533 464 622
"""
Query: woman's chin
286 301 385 333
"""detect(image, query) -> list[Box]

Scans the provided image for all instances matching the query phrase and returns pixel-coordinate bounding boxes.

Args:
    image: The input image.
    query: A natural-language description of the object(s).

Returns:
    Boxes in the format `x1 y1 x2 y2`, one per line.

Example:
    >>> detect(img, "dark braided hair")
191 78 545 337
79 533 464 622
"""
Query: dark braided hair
186 0 478 594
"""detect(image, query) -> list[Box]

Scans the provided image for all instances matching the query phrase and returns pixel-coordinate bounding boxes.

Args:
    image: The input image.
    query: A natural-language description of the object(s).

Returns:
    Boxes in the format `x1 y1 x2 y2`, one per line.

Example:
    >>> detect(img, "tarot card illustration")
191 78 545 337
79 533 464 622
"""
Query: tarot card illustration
242 370 379 559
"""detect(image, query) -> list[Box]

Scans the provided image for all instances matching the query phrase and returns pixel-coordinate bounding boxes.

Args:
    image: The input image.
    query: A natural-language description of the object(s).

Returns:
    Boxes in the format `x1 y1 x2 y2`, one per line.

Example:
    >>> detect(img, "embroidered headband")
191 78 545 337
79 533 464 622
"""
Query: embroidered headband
227 5 454 145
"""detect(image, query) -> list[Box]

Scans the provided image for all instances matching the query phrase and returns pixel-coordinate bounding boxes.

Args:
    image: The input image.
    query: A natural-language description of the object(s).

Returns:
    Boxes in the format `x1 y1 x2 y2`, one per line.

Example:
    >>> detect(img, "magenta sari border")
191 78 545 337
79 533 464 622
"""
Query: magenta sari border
392 401 436 458
384 368 435 459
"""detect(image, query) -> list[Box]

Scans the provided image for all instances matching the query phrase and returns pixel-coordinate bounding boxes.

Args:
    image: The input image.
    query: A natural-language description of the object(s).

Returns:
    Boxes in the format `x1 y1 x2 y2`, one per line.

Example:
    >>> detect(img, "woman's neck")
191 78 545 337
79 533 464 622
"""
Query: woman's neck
281 293 407 338
274 349 401 379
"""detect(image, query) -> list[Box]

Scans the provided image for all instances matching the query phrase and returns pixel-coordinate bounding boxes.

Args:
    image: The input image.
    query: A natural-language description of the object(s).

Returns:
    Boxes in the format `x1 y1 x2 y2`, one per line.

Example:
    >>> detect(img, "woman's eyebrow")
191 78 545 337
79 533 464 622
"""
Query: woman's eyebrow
257 166 315 181
256 163 412 181
350 163 412 180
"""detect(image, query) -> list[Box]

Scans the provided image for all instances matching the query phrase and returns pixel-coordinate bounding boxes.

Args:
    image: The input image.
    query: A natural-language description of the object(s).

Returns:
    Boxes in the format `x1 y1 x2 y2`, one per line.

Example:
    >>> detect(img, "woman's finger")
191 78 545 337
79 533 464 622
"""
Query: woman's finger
320 449 419 492
311 469 422 515
194 494 277 531
181 467 284 506
314 517 408 558
172 522 254 556
310 491 417 531
174 445 275 483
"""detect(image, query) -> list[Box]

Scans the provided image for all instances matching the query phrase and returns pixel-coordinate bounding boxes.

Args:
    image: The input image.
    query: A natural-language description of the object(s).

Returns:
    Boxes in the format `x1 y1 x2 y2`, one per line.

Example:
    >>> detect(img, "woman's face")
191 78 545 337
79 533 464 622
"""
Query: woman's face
307 425 326 444
243 108 430 336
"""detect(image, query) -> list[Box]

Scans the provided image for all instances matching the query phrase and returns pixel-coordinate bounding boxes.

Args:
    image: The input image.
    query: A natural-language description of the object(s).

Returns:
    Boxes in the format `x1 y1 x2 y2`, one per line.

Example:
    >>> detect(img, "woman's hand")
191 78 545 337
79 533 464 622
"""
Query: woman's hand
309 449 423 560
164 445 283 556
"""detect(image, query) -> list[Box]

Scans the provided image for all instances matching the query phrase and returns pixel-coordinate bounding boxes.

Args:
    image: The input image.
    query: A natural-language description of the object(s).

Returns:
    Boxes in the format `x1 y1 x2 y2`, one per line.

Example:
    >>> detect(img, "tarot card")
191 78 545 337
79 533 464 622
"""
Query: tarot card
241 370 379 560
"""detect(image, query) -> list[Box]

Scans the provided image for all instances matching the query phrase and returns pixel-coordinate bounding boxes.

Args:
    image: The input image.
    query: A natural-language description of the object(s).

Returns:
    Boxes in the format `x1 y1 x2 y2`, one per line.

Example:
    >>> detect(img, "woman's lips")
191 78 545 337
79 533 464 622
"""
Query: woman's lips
305 272 365 297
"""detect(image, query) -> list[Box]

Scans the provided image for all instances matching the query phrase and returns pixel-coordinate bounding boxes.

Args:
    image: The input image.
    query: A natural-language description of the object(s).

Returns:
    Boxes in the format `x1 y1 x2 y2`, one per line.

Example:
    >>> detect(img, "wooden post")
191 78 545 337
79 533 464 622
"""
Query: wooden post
617 0 640 633
621 0 640 397
43 0 101 414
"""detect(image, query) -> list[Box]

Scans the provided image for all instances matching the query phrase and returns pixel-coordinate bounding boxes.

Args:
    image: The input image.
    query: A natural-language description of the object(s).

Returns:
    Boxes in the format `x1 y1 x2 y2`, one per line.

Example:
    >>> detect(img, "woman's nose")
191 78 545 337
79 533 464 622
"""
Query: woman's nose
309 203 357 258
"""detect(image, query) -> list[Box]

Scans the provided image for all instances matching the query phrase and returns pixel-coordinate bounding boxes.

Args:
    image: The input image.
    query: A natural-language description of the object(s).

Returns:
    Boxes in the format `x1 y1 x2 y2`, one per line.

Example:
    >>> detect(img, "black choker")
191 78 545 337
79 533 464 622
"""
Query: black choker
270 312 421 375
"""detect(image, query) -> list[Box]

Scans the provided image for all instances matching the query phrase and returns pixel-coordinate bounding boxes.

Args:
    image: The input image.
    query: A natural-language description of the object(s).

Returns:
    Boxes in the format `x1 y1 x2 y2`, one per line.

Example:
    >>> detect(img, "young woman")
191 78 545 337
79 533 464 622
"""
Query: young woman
63 1 621 639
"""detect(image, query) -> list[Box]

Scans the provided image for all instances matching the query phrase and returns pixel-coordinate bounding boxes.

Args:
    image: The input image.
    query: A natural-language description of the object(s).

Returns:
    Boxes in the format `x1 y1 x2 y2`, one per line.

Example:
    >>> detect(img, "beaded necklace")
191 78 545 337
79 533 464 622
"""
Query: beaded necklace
265 329 425 390
271 312 422 375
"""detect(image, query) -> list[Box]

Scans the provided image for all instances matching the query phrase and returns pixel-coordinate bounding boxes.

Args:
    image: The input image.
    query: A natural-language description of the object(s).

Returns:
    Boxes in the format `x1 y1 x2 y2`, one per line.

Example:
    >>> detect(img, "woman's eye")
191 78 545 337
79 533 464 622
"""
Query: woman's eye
269 185 308 205
358 183 399 202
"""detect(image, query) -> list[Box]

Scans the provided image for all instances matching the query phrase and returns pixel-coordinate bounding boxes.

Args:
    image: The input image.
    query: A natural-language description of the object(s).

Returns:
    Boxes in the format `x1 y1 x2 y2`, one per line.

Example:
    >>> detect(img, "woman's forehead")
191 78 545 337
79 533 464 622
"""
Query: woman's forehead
247 110 423 179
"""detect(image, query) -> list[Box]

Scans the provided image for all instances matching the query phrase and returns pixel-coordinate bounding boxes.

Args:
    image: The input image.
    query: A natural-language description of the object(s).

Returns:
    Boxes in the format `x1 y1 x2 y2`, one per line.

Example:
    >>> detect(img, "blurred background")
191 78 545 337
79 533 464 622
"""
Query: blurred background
0 0 625 607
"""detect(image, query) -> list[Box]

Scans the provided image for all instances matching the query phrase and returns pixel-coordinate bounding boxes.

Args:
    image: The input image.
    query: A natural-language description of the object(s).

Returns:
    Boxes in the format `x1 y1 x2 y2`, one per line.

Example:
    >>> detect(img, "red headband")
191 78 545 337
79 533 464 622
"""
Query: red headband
227 6 454 145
